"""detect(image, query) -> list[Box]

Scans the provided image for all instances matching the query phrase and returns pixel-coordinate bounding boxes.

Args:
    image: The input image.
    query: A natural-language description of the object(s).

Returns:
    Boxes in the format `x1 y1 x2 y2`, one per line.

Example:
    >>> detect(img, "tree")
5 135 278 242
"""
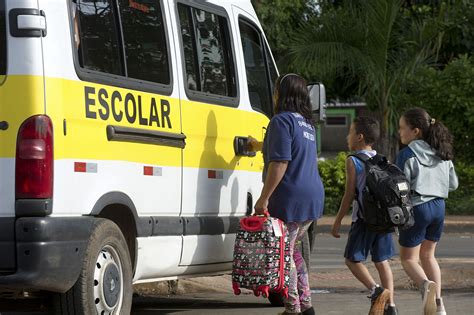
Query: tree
251 0 316 72
289 0 441 158
402 55 474 163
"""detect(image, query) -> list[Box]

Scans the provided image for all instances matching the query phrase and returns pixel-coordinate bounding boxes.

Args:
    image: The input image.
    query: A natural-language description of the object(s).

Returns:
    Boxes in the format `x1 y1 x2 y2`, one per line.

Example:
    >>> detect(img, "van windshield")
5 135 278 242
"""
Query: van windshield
0 0 6 80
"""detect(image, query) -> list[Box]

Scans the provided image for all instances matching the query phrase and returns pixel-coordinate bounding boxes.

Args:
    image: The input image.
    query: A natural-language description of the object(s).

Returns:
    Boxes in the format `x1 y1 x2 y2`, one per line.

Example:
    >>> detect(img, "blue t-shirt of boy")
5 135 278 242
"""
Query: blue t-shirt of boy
349 150 377 222
262 112 325 222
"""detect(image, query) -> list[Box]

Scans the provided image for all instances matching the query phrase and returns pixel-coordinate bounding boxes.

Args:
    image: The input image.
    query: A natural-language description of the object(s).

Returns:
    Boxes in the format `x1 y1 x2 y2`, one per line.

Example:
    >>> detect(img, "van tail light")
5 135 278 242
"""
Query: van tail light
15 115 53 199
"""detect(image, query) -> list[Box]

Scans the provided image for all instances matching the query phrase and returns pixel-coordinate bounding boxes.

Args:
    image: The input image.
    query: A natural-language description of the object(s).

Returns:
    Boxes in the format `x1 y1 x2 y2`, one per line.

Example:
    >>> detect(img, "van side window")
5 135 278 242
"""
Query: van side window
0 0 7 77
265 45 278 98
178 4 236 98
76 0 123 75
239 20 275 117
74 0 170 85
118 0 170 84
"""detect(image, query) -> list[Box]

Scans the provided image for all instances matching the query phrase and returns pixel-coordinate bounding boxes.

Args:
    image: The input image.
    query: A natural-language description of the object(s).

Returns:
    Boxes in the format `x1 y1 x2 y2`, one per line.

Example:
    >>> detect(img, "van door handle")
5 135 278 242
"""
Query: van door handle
0 121 8 130
233 136 256 157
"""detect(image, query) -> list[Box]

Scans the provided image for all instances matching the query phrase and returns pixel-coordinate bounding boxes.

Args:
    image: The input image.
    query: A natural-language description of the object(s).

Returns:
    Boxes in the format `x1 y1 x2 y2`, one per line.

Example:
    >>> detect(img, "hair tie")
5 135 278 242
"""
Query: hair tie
280 73 298 85
430 118 436 125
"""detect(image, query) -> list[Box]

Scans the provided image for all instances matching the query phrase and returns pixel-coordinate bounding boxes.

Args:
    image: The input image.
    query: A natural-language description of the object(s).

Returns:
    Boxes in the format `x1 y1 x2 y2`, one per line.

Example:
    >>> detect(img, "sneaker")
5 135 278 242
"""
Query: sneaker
384 305 398 315
302 307 315 315
369 286 390 315
435 297 447 315
421 280 437 315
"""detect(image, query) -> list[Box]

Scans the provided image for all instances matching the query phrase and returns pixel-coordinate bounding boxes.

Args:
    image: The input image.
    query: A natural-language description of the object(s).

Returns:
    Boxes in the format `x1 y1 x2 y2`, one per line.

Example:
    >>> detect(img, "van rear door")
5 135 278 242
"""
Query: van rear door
0 0 45 271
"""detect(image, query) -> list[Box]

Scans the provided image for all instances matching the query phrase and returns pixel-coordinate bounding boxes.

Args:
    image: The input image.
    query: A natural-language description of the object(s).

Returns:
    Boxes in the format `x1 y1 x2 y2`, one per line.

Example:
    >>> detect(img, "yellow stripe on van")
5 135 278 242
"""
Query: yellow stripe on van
42 77 268 172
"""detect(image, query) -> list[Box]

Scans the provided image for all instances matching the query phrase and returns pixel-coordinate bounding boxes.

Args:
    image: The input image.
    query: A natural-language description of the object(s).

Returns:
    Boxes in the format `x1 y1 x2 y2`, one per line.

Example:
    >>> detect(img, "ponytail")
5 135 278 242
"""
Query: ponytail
402 107 454 160
426 120 454 160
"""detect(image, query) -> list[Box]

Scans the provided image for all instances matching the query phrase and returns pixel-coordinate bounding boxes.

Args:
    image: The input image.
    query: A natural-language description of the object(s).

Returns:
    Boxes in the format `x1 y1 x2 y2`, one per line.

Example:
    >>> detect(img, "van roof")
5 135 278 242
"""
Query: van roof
206 0 259 22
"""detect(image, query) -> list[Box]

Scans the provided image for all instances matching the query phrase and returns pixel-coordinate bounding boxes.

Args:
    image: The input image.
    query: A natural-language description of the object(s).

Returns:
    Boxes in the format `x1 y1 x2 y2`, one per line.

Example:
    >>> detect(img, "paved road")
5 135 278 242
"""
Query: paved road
1 234 472 314
131 290 474 315
311 233 474 270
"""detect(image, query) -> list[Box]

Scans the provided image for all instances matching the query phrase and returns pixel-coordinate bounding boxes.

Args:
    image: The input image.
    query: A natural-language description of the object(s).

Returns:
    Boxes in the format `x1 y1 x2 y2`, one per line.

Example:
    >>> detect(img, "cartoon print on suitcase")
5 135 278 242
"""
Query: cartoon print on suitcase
232 214 290 298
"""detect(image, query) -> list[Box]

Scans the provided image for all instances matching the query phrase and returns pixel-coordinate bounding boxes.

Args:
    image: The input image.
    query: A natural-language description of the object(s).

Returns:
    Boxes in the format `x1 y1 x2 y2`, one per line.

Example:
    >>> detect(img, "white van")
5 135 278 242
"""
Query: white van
0 0 324 313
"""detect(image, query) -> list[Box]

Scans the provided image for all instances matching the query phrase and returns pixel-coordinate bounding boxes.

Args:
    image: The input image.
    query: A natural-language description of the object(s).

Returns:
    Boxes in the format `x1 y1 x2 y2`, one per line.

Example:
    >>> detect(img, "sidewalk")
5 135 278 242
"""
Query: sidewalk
315 215 474 234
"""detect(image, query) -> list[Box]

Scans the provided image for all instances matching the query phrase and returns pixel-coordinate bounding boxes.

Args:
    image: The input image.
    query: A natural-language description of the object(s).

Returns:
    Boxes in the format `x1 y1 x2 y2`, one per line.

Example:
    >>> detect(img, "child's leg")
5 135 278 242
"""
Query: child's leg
345 259 377 290
420 239 442 298
374 260 394 305
400 244 428 286
420 198 445 300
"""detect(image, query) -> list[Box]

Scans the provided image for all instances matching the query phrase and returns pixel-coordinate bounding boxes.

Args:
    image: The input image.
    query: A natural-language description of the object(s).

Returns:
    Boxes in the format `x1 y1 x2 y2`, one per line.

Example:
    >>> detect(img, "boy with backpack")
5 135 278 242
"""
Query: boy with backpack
331 117 399 315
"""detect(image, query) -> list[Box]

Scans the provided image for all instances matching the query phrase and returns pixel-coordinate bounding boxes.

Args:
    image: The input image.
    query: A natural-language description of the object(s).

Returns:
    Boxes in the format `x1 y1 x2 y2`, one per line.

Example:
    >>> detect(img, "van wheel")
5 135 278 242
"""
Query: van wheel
53 219 132 315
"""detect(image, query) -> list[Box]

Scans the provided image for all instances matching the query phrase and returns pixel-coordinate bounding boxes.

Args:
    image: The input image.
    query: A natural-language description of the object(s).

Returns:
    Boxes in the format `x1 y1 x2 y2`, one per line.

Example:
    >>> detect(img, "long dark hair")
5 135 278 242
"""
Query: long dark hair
402 107 454 160
274 74 313 122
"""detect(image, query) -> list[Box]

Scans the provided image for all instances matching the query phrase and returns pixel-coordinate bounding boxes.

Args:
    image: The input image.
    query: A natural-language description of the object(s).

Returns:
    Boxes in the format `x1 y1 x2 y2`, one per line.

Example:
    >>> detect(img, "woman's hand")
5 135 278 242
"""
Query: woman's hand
247 136 262 152
254 196 268 215
331 220 341 238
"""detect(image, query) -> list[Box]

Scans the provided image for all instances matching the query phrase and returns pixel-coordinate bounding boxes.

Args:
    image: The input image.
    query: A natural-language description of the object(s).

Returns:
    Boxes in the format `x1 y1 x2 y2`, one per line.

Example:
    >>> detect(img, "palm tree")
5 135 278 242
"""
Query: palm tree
290 0 442 158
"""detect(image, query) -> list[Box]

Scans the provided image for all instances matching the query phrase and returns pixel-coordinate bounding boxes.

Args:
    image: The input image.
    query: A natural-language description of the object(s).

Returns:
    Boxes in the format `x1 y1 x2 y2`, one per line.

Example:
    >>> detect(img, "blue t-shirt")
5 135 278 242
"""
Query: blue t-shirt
349 150 377 222
262 112 325 222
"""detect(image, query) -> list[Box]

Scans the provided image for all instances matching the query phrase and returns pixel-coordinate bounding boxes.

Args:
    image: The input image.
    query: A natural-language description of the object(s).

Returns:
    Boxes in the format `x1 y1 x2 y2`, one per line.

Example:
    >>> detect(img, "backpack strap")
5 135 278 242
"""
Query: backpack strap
348 152 371 163
347 153 371 221
347 152 387 222
348 153 387 165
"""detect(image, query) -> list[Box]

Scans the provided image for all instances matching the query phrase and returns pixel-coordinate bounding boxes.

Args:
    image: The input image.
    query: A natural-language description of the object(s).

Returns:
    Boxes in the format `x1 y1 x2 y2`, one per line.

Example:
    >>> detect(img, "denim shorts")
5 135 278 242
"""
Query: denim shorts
344 219 395 263
399 198 445 247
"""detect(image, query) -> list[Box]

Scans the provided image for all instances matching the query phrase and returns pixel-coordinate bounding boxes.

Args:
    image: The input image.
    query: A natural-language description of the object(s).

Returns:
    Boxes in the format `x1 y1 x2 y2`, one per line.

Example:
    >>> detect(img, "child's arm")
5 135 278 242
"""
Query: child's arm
331 158 357 238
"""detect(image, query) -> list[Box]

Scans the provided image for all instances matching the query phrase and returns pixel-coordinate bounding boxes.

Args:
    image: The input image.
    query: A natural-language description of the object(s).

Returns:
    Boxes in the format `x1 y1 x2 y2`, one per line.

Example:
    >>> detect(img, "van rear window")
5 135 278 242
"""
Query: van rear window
74 0 170 85
0 0 6 76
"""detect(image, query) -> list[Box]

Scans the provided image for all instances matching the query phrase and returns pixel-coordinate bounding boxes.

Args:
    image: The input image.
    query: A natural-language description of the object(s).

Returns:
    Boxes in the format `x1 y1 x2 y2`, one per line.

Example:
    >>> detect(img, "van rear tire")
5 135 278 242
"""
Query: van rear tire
53 219 132 315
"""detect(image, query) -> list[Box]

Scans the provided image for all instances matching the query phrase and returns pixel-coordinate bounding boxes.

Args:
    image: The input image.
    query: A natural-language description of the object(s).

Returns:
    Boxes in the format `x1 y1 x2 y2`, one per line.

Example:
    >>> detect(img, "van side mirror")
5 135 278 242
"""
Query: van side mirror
308 83 326 123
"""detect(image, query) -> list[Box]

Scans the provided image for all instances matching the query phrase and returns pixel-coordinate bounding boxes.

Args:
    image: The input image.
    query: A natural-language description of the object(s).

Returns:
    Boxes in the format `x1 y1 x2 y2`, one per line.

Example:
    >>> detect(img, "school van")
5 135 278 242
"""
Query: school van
0 0 325 313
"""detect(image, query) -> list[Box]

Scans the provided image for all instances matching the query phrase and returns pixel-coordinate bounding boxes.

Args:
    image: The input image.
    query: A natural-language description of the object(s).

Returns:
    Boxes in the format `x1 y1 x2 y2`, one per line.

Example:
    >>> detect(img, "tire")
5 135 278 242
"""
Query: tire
267 230 312 307
53 219 133 315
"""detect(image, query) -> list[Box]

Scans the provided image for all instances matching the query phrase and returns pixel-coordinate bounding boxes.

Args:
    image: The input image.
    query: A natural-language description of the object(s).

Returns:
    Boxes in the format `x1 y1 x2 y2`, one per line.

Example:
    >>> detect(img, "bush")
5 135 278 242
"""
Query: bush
403 55 474 163
318 152 347 215
318 153 474 215
446 162 474 215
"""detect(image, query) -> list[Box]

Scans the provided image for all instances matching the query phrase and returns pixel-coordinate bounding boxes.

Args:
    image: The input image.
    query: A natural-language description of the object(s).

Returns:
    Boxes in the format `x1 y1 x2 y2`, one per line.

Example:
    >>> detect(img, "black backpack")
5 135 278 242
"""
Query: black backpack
350 153 415 233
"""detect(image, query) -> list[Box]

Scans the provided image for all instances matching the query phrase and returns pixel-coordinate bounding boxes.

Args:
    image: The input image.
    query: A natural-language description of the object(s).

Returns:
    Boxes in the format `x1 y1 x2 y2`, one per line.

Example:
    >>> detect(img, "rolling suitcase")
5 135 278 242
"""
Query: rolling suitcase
232 213 290 298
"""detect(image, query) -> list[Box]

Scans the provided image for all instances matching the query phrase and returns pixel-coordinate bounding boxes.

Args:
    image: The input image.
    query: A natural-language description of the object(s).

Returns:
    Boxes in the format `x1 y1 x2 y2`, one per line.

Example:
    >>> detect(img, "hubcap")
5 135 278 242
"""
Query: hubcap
93 246 123 314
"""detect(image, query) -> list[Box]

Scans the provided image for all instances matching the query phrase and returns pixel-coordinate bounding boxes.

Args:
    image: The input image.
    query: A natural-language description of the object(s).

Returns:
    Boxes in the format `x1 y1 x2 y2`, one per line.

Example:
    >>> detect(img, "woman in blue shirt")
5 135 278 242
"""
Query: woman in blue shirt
251 74 324 315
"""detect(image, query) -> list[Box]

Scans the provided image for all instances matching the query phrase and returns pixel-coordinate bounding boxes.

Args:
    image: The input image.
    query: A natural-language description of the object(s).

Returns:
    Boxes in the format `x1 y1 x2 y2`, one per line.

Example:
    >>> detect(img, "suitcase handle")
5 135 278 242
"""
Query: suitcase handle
240 216 267 231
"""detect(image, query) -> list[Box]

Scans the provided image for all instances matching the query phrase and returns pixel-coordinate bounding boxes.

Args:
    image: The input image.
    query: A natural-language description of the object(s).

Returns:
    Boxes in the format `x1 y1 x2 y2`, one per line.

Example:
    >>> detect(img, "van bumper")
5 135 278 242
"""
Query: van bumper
0 216 96 293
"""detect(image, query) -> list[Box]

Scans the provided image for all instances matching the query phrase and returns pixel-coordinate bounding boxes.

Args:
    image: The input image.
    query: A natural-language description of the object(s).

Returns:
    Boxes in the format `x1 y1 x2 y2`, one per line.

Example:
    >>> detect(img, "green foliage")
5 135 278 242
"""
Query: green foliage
251 0 316 72
401 0 474 64
288 0 442 158
318 152 347 214
446 162 474 215
402 55 474 162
